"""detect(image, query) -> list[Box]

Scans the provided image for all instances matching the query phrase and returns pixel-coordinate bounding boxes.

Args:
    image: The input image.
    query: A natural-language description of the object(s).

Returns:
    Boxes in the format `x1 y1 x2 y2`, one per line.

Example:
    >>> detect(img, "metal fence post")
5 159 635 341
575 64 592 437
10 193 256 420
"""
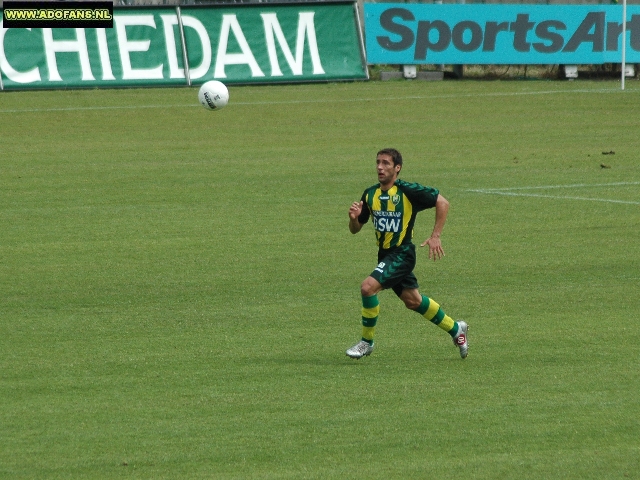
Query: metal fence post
176 5 191 86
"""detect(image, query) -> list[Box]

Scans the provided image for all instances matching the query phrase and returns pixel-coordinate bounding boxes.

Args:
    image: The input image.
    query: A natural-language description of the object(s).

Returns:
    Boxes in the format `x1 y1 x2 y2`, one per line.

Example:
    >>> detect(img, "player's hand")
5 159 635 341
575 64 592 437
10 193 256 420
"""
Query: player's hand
349 201 363 220
421 236 445 261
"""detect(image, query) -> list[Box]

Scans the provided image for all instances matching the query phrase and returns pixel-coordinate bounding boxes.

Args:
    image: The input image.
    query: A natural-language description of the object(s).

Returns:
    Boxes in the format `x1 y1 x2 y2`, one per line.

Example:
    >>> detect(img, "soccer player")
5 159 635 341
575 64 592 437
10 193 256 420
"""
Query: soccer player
346 148 468 359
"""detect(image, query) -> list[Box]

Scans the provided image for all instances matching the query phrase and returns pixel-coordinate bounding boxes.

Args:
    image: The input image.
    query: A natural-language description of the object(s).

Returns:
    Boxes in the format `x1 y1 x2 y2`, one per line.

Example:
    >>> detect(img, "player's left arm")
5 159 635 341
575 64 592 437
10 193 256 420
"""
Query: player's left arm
420 194 449 261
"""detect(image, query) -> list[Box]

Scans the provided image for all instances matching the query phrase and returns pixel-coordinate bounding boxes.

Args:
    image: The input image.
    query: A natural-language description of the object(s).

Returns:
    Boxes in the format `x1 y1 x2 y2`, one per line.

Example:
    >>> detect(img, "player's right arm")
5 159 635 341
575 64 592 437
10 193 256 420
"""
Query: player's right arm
348 201 363 234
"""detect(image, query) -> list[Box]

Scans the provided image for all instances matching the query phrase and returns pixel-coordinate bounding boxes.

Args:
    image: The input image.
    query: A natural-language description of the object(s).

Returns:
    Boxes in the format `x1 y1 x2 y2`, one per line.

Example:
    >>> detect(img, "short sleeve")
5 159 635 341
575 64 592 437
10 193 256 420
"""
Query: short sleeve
398 181 439 211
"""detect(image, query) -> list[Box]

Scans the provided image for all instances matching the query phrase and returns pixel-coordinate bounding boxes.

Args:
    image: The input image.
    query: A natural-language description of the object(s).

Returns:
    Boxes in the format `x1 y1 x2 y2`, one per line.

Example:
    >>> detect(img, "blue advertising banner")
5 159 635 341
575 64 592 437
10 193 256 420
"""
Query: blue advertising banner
365 4 640 64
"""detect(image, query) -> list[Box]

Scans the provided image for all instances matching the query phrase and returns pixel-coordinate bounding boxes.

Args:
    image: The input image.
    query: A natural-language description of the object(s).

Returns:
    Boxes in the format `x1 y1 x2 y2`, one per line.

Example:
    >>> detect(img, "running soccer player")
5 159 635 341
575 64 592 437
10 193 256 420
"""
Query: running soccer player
346 148 468 359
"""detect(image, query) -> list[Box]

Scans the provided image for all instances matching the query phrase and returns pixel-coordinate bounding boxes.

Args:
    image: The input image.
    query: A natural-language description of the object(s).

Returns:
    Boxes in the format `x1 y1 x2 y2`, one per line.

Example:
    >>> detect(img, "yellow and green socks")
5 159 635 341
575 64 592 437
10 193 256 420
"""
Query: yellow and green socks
361 294 457 344
414 295 459 337
361 294 379 345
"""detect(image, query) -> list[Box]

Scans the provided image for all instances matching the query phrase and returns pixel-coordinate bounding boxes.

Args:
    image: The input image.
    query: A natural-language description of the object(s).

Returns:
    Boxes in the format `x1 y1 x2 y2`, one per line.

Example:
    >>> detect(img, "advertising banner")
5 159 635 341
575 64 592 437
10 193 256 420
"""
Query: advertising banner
0 2 367 89
180 3 365 85
365 4 640 65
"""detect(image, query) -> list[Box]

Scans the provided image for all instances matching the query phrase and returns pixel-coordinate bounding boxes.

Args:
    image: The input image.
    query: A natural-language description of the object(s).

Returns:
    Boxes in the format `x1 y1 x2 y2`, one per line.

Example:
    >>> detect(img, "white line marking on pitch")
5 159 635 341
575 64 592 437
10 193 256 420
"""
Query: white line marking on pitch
1 87 637 114
0 104 189 113
474 181 640 191
468 182 640 205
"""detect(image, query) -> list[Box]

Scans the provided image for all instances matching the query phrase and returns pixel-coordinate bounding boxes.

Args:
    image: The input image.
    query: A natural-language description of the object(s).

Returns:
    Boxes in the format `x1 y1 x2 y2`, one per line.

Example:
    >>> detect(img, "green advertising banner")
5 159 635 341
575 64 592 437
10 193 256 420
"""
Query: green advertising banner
0 2 367 89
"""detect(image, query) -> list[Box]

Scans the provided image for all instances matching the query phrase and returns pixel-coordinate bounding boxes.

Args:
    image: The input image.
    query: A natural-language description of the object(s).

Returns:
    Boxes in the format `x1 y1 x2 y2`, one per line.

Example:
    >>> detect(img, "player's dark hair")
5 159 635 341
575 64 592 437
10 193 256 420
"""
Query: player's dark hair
377 148 403 167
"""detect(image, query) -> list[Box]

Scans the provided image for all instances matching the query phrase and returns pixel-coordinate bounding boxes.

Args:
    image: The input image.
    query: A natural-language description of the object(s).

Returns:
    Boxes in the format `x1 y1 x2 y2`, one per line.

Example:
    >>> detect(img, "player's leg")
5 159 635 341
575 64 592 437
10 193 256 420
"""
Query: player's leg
346 276 381 359
360 276 382 344
346 246 412 359
401 288 457 334
400 287 468 358
346 245 419 359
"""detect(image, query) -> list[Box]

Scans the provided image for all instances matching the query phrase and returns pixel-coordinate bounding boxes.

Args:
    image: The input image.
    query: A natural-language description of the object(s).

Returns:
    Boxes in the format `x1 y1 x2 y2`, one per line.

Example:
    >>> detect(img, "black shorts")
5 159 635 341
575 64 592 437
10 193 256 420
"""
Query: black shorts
370 244 419 297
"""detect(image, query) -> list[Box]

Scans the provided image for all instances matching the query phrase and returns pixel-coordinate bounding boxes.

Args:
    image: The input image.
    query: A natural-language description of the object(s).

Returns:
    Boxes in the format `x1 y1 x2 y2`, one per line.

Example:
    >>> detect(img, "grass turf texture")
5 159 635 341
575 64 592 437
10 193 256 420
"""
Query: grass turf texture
1 80 639 479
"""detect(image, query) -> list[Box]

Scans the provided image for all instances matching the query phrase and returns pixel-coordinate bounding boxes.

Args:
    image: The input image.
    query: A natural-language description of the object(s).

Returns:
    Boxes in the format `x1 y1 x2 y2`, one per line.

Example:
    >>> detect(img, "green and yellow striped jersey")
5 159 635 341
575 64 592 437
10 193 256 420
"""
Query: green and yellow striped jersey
357 179 439 250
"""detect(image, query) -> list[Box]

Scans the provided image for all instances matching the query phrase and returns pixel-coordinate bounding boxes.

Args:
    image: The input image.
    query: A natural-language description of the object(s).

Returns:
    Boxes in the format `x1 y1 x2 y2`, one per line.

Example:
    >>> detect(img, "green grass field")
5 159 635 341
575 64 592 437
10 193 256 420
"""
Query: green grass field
1 78 639 479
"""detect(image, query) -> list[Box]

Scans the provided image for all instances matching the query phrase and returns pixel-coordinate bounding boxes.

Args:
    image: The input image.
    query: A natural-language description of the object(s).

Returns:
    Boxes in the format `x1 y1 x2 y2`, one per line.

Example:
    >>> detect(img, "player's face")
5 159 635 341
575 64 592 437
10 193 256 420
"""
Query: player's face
376 153 400 187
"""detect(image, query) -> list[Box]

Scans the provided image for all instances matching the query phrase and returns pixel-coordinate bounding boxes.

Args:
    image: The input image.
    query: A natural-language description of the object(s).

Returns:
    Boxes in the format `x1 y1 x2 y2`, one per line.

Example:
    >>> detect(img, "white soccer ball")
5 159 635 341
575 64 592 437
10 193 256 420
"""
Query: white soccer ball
198 80 229 111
